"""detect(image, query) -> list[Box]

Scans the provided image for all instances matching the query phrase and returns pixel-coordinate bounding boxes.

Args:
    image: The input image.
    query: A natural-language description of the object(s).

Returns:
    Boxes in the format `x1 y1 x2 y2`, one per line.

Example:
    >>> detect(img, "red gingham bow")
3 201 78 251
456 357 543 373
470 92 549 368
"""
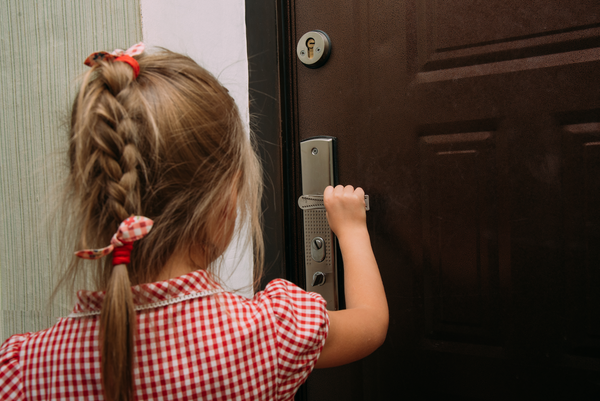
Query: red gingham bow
84 42 145 78
75 216 153 261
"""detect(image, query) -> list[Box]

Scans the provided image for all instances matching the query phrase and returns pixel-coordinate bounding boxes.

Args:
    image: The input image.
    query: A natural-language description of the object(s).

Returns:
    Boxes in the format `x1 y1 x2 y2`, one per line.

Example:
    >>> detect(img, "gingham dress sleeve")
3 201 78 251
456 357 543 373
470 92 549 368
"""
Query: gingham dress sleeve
0 334 29 400
262 279 330 398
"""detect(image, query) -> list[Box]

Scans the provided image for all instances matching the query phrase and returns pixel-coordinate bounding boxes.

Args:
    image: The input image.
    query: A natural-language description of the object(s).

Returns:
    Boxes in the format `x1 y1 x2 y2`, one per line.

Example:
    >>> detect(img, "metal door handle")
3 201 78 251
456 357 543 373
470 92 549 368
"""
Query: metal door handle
298 194 370 211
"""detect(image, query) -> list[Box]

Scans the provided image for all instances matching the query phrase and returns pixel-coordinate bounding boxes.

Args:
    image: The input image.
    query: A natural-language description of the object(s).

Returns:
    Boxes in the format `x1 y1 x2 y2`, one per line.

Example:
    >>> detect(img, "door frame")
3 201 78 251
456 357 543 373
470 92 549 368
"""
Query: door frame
246 0 306 289
246 0 292 287
246 1 310 397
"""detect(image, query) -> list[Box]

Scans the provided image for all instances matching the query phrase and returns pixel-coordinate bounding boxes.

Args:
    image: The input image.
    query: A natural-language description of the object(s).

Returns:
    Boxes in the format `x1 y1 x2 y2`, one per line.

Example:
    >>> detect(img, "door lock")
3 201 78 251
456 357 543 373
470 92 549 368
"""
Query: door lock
311 236 326 262
312 271 326 287
297 30 332 68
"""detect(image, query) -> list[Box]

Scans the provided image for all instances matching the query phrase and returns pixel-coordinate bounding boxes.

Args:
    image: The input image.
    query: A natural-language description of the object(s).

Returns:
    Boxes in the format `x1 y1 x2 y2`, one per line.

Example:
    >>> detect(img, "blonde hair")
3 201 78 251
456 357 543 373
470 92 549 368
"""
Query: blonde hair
64 49 263 401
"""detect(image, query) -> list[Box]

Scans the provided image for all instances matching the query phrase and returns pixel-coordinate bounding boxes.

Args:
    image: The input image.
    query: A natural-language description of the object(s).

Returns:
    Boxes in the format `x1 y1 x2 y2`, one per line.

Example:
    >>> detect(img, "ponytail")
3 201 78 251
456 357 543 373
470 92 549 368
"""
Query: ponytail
74 217 152 401
100 264 136 401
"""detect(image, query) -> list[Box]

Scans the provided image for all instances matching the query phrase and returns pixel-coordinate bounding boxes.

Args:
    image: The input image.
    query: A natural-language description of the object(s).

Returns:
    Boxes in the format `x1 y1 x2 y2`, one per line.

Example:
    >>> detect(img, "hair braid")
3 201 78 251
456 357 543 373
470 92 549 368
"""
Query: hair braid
96 78 143 224
70 60 144 401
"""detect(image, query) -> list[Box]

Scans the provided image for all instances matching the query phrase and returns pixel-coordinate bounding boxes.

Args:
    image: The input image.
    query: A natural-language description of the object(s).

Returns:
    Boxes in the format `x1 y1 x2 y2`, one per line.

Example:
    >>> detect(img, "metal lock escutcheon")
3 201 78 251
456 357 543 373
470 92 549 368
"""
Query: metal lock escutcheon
297 30 332 68
311 236 326 262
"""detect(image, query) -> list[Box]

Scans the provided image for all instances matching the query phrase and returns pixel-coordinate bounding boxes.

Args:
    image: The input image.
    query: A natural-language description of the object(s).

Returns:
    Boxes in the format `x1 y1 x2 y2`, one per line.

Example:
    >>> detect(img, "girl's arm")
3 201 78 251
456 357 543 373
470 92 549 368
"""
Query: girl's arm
315 185 389 368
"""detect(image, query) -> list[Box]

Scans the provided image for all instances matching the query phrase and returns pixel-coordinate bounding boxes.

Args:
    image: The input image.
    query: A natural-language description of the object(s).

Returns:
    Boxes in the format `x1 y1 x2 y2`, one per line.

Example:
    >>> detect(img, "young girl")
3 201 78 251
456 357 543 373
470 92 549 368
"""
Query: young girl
0 43 388 400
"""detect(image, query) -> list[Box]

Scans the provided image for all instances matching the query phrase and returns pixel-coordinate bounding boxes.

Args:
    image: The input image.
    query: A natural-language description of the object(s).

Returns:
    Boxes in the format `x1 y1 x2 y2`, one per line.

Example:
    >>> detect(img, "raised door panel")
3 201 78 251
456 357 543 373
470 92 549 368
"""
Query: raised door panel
562 116 600 363
421 131 500 344
418 0 600 72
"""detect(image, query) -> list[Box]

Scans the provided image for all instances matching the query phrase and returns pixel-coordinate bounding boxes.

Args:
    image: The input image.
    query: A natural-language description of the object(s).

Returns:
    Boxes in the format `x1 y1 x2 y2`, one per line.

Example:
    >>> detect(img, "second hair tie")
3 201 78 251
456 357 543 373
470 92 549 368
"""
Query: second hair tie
75 216 153 265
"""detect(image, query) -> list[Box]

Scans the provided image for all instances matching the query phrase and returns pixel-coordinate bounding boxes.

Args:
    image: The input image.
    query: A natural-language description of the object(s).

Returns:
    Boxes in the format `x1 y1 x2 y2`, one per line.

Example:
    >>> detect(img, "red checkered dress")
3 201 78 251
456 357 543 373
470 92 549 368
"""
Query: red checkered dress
0 270 329 400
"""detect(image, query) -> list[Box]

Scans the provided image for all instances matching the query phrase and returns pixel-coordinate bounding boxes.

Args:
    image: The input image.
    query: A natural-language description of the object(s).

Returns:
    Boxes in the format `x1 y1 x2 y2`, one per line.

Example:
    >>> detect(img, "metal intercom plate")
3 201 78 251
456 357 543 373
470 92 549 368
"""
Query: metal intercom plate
300 137 339 310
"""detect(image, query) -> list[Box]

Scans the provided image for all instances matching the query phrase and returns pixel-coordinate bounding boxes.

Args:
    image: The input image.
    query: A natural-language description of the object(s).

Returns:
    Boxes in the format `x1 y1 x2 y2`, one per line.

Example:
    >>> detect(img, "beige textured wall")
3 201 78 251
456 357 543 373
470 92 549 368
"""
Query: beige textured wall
0 0 142 343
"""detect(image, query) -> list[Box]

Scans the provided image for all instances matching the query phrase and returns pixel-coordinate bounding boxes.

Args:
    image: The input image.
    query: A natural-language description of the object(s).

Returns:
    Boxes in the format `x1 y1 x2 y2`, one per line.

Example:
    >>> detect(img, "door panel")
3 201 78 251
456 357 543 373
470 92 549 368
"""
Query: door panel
563 120 600 358
433 0 600 49
420 1 600 71
421 131 499 343
284 0 600 398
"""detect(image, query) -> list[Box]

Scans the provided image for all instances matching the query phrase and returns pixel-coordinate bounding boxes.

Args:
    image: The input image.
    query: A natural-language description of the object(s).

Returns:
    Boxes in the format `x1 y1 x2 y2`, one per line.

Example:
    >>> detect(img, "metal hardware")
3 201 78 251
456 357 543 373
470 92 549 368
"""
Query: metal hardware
311 236 326 262
298 194 371 211
299 136 339 310
312 271 326 287
297 30 332 69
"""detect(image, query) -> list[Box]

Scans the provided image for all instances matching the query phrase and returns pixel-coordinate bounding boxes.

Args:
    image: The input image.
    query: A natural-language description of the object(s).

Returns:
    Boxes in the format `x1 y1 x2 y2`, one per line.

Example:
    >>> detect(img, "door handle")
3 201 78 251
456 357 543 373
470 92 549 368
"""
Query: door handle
298 194 370 211
298 136 340 310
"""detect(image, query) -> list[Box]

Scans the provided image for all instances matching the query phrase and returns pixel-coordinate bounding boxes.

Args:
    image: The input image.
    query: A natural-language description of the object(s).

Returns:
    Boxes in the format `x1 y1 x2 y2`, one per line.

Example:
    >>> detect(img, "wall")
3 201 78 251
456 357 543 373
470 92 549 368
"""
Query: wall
0 0 142 343
0 0 251 343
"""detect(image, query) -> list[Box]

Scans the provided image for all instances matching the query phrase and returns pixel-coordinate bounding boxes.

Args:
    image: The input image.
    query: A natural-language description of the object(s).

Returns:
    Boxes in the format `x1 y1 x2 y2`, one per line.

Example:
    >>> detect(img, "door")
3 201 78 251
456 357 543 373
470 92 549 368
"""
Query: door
281 1 600 399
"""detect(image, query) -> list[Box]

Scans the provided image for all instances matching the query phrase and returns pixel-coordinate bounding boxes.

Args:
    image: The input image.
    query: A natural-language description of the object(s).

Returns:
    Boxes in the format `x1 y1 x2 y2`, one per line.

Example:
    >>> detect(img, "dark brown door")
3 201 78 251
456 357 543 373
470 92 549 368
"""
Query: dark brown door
281 1 600 399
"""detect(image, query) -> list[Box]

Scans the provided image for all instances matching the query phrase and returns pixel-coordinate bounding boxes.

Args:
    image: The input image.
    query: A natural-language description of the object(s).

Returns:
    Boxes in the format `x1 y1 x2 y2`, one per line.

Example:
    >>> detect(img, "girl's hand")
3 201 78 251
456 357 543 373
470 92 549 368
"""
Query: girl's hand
323 185 367 241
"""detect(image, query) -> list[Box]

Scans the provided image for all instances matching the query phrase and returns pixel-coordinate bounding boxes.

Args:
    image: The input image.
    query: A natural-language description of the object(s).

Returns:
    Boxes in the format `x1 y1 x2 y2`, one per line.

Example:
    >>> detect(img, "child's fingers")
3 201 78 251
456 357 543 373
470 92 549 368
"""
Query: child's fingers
343 185 355 196
325 185 348 204
355 186 365 200
325 185 366 208
323 185 334 206
326 185 364 200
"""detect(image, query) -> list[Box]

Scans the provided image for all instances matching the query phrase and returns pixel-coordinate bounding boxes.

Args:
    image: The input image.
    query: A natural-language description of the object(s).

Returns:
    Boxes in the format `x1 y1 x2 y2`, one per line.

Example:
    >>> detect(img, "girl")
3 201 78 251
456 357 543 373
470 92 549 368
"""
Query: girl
0 43 388 400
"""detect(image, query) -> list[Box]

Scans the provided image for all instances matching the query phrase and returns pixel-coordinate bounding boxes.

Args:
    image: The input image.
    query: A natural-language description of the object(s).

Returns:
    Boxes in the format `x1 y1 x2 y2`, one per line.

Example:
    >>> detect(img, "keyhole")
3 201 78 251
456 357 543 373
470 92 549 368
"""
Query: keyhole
306 38 315 59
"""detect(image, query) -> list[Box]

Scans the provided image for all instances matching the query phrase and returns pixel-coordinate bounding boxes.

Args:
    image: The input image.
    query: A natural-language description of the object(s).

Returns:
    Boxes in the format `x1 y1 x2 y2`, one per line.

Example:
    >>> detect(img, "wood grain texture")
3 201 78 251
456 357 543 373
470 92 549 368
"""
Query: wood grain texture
0 0 141 342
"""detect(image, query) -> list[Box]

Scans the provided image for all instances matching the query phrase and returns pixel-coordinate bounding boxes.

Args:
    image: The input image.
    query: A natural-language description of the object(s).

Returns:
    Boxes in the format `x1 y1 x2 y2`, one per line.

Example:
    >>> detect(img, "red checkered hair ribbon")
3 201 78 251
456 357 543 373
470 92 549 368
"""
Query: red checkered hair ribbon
75 216 153 265
84 42 145 79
